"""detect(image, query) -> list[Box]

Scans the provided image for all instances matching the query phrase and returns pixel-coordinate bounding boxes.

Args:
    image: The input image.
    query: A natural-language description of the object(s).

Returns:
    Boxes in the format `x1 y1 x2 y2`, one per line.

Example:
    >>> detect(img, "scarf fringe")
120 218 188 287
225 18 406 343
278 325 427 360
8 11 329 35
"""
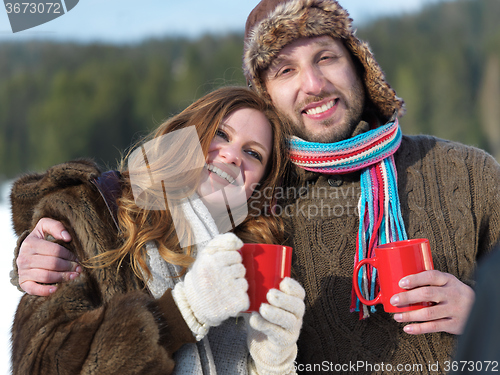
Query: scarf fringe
288 119 407 319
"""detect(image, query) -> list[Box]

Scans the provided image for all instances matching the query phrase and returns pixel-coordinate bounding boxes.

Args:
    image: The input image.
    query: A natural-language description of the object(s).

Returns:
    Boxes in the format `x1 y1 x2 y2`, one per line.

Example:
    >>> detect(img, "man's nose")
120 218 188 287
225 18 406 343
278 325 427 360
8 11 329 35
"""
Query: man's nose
300 65 326 95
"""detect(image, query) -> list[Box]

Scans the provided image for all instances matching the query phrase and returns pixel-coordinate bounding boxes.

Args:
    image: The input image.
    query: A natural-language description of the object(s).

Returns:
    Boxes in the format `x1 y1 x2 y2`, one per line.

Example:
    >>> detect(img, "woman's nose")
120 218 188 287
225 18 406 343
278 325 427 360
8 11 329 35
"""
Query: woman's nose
219 144 242 166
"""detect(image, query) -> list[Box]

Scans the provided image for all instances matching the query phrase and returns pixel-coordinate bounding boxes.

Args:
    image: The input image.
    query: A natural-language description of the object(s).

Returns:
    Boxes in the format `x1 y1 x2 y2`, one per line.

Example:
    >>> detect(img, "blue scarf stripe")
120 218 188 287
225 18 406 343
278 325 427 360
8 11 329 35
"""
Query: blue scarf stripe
288 122 396 152
289 127 402 171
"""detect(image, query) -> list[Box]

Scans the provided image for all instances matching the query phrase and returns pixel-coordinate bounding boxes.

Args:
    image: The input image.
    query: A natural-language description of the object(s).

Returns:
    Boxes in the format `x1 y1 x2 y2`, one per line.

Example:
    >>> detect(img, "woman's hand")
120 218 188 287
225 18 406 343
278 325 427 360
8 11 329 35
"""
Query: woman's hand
172 233 249 340
247 277 305 375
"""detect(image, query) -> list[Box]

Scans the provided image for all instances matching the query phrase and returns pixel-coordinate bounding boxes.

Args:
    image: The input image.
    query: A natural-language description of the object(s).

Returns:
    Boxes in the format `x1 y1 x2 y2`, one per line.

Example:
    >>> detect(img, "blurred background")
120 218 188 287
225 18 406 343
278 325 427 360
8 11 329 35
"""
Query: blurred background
0 0 499 373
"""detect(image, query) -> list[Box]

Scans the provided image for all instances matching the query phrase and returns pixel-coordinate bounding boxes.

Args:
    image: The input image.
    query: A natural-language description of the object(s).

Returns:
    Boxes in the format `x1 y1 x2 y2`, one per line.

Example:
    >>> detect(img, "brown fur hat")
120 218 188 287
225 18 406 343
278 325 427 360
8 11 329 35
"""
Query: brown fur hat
243 0 405 121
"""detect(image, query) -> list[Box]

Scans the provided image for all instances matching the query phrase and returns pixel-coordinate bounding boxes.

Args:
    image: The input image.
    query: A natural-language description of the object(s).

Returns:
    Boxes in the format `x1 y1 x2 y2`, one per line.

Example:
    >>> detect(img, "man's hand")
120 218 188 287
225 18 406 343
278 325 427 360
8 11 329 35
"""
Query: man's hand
17 218 80 296
391 270 475 335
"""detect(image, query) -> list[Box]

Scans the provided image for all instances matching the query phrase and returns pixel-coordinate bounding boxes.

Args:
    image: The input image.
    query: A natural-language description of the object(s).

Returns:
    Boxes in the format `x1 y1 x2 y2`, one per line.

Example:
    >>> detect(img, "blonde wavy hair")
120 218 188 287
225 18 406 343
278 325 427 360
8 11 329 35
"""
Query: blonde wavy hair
95 86 290 281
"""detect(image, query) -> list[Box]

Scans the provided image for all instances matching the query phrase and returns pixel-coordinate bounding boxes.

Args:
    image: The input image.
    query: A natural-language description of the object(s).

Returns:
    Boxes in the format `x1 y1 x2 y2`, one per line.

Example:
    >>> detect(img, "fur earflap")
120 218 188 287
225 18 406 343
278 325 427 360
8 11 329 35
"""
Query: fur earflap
243 0 405 121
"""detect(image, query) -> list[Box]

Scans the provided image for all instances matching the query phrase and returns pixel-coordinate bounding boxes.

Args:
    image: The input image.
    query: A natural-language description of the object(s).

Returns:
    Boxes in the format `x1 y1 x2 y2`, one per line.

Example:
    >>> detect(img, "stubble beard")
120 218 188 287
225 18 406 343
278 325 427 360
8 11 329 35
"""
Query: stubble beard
291 83 366 144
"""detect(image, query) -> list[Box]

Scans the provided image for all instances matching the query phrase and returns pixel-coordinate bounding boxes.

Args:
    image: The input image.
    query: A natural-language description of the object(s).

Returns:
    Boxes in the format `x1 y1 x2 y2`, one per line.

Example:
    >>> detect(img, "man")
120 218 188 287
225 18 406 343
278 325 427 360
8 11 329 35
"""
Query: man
240 0 500 372
13 0 500 373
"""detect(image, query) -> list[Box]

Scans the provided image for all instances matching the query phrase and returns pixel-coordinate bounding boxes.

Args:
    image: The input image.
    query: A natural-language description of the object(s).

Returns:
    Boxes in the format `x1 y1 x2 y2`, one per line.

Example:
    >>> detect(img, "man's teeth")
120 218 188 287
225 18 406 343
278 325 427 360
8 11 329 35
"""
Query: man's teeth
305 100 335 115
205 164 235 184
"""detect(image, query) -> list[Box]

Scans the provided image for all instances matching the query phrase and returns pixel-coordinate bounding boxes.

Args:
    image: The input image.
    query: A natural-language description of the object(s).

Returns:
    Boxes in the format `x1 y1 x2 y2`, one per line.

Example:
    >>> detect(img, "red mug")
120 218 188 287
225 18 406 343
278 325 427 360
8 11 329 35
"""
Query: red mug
352 238 434 313
238 243 293 312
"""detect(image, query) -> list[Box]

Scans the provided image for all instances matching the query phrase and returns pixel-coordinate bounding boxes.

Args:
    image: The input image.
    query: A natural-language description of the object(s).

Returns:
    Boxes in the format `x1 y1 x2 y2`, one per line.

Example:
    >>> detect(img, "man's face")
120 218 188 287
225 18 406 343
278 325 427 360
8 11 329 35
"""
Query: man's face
264 36 365 143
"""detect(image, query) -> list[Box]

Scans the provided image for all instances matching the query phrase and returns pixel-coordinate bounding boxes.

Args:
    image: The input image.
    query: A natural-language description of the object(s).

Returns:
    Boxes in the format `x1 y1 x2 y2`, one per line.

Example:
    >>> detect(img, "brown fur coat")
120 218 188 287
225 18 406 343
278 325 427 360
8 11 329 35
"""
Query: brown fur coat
10 160 195 375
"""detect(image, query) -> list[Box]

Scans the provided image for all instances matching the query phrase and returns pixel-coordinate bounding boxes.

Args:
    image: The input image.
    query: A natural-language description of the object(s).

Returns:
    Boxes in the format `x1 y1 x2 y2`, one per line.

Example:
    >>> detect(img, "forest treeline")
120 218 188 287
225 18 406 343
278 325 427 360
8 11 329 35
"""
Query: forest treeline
1 0 499 179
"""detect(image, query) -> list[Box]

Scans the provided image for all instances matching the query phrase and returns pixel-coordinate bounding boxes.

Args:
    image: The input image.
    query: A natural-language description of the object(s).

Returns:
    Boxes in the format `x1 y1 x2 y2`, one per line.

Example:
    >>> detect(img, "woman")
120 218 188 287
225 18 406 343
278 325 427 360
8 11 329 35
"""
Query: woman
10 86 304 374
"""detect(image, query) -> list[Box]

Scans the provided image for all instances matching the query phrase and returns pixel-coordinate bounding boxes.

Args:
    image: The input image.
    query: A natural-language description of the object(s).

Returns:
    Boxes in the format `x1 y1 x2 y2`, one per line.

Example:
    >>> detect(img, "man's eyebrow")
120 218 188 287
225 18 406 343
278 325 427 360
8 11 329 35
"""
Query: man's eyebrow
266 55 291 75
266 40 337 73
315 39 333 47
270 55 288 67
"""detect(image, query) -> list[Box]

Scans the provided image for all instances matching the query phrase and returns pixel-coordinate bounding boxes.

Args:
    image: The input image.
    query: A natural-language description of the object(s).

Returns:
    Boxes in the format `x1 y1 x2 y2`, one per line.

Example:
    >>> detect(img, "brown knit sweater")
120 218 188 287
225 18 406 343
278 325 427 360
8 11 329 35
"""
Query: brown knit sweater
284 135 500 374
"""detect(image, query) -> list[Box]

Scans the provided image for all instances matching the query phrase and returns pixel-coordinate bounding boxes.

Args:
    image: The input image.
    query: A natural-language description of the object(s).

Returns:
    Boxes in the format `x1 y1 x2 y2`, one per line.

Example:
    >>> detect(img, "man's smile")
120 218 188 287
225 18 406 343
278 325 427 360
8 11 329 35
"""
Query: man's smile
302 98 338 116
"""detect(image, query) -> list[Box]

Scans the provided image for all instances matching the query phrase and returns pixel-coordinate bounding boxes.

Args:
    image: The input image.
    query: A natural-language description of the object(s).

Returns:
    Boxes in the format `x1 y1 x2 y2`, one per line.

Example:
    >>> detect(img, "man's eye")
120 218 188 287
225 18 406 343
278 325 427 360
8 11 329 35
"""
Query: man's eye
319 54 338 63
277 67 293 77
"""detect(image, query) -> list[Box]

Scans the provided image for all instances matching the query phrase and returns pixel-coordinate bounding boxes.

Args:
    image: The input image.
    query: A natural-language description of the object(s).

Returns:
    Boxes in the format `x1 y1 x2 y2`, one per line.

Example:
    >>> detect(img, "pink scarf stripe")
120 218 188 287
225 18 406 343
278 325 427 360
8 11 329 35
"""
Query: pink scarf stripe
298 147 398 174
288 121 398 158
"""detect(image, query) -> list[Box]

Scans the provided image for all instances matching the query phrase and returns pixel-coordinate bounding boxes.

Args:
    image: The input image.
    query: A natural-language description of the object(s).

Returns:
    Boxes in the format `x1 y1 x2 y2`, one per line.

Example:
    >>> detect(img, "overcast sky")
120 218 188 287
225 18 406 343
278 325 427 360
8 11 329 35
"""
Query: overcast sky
0 0 453 43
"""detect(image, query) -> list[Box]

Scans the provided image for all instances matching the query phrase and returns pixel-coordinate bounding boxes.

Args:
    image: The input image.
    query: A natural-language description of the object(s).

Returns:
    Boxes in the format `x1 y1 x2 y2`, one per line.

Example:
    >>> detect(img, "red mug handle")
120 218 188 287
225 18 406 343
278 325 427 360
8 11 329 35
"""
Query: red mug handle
352 258 382 306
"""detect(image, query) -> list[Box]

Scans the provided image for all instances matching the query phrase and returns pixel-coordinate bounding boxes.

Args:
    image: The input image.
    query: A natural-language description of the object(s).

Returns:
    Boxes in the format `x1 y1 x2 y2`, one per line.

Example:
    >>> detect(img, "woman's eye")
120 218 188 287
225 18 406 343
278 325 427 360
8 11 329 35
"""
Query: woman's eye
246 149 262 162
215 129 229 141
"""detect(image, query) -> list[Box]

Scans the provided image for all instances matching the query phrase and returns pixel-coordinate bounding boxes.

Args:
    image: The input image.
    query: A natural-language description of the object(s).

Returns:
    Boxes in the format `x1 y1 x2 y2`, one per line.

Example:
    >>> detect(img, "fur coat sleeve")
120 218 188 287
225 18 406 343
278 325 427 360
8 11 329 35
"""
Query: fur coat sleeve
9 160 195 375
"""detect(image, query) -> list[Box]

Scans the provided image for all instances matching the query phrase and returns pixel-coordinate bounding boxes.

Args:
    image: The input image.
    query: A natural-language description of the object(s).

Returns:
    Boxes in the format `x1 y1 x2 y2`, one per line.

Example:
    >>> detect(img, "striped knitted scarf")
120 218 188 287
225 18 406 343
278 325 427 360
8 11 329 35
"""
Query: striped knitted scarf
288 119 408 319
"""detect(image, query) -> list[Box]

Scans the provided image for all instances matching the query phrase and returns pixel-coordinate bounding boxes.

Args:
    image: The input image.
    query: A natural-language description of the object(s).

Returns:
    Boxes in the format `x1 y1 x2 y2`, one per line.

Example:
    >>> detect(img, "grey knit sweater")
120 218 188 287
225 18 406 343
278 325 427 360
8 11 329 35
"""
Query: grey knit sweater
284 135 500 374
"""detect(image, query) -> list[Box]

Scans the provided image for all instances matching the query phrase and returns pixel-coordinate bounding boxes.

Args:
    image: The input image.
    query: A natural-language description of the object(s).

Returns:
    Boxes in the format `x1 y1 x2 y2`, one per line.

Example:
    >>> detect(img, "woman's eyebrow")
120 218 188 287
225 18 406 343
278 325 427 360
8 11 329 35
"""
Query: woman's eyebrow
218 122 233 133
247 140 270 160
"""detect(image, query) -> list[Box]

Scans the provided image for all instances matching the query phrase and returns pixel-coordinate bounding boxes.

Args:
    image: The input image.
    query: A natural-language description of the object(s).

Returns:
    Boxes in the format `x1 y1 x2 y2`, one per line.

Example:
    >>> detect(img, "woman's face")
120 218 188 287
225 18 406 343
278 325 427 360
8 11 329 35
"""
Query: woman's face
197 107 273 204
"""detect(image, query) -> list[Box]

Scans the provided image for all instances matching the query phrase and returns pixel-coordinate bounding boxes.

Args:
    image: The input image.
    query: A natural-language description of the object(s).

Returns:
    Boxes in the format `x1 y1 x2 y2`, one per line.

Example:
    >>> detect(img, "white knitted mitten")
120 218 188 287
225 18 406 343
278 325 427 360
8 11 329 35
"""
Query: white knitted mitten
172 233 249 340
246 277 305 375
